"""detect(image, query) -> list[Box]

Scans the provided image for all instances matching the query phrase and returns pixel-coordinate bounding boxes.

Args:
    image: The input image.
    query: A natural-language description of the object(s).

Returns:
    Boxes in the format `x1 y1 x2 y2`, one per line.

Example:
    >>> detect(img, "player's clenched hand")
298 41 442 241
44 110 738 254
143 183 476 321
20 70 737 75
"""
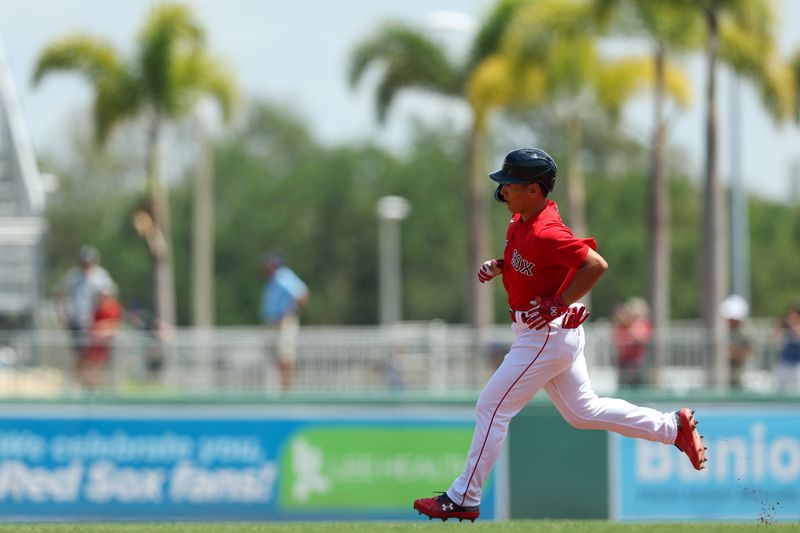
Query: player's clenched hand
525 295 568 330
562 304 590 329
477 259 505 283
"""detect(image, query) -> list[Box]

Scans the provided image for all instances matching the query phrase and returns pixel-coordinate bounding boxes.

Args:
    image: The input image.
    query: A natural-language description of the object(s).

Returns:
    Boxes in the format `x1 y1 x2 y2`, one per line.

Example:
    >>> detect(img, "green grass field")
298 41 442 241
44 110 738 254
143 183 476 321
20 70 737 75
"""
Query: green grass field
0 522 798 533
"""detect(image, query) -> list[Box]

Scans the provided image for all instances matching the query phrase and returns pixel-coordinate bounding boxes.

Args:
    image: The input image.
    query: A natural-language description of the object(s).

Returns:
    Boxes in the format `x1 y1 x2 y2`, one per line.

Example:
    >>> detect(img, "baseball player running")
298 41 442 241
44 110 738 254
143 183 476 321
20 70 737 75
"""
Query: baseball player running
414 148 706 522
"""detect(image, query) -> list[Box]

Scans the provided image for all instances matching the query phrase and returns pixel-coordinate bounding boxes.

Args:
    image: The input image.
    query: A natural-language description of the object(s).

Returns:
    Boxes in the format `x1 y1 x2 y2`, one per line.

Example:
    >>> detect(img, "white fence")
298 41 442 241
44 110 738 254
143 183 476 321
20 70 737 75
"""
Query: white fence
0 320 788 397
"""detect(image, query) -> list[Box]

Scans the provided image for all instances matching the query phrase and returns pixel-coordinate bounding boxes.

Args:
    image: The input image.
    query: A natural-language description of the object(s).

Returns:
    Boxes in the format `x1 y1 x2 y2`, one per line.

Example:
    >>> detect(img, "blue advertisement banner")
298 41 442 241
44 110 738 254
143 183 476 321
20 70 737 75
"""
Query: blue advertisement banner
0 406 497 521
612 407 800 522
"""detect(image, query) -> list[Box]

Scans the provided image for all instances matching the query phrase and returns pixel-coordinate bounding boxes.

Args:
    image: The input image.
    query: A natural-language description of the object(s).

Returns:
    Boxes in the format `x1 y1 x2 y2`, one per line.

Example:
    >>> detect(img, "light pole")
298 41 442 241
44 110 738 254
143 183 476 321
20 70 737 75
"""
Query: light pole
728 75 749 304
192 111 214 328
376 196 411 325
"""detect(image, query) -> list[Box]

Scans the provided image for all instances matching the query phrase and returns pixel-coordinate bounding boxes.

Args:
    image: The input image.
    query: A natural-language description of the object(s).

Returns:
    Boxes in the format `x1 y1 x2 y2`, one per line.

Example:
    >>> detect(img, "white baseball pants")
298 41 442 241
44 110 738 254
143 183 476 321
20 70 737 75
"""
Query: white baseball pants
447 316 678 508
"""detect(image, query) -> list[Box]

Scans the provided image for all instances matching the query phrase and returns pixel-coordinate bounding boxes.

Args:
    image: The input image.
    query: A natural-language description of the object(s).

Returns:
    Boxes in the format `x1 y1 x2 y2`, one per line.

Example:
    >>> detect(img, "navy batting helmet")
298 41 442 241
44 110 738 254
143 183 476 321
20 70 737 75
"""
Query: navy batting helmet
490 148 557 202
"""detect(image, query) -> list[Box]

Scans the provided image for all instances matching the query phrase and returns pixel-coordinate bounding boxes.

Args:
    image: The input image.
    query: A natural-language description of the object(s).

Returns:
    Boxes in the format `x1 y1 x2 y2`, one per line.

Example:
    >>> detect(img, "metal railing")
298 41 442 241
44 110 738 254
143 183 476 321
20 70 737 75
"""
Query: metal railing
0 320 789 397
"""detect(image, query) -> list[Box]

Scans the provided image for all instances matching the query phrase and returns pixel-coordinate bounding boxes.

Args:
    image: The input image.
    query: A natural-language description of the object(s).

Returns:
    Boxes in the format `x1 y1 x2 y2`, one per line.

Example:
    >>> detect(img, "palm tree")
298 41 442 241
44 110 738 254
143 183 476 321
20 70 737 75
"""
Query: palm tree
596 0 702 385
503 0 691 265
349 0 531 329
33 3 236 327
693 0 792 389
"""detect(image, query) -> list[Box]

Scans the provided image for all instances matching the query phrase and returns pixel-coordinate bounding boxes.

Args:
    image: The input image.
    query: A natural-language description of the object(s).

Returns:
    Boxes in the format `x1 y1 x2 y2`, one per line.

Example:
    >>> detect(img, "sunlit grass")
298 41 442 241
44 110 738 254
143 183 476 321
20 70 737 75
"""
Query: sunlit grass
1 520 798 533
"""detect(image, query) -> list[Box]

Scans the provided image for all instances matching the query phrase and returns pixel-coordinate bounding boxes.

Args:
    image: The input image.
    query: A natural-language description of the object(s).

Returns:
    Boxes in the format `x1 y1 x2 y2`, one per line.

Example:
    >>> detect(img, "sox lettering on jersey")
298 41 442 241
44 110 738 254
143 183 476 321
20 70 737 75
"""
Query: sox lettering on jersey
510 249 534 276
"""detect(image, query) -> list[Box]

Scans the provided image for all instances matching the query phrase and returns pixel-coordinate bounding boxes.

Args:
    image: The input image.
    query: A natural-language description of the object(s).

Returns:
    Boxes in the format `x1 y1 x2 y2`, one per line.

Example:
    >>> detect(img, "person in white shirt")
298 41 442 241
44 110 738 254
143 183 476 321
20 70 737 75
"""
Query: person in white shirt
58 245 115 385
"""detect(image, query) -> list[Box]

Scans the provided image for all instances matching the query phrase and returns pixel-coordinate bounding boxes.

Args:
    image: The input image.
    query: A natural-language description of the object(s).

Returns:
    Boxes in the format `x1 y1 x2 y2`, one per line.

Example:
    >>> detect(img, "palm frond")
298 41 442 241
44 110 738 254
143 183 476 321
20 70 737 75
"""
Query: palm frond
348 22 459 123
171 52 238 122
196 62 238 123
348 35 379 89
504 0 598 64
137 2 205 114
754 57 795 122
722 0 775 37
720 18 792 121
634 0 704 50
32 35 140 144
594 57 650 117
33 2 236 142
545 38 598 97
93 71 142 144
32 35 123 86
594 57 691 118
465 0 530 72
466 53 545 126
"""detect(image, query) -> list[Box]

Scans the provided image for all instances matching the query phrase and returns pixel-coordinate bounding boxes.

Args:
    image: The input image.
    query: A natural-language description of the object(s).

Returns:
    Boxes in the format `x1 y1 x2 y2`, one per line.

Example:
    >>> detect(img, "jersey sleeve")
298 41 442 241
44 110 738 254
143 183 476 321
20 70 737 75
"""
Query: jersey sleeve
537 223 597 269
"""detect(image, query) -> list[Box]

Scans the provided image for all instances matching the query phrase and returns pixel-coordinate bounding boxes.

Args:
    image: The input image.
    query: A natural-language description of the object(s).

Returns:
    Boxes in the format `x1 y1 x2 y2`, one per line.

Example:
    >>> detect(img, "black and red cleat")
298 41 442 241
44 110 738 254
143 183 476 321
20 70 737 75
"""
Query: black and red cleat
413 492 480 522
674 408 708 470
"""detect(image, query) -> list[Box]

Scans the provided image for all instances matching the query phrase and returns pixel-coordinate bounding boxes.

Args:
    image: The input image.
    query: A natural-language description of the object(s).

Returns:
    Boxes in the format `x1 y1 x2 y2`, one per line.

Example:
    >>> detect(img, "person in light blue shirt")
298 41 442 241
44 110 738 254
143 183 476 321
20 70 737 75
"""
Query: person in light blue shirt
260 251 309 390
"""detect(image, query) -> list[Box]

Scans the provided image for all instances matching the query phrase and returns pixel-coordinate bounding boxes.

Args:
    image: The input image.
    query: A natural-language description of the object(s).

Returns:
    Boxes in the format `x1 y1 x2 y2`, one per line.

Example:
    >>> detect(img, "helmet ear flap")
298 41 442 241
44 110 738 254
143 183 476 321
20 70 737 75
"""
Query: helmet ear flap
494 184 506 203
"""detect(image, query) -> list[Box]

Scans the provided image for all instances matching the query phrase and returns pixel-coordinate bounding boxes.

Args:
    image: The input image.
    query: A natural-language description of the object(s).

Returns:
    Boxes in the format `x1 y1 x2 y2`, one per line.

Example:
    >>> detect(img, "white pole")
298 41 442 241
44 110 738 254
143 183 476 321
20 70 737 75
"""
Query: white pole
728 75 749 303
377 196 411 325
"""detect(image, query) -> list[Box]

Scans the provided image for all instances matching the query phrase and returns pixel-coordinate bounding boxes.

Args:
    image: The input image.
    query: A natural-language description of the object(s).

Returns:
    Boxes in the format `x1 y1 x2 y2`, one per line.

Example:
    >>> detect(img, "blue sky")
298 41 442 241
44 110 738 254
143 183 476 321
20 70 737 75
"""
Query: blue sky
1 0 798 200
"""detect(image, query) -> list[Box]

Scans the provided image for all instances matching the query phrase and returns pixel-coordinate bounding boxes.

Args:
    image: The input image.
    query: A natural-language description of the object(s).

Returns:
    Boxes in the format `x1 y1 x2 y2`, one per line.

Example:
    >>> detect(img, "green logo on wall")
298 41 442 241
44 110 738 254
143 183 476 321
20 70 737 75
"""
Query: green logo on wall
279 426 484 509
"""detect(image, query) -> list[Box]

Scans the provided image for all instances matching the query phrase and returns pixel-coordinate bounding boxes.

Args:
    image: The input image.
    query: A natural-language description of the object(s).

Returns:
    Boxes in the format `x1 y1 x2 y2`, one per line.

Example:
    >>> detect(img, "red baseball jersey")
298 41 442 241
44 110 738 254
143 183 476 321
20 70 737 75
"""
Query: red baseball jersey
502 199 597 311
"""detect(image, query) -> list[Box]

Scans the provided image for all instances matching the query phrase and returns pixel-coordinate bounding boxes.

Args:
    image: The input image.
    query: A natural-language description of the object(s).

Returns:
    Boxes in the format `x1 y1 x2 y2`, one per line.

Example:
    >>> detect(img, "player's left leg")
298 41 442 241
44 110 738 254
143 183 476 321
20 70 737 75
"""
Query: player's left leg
543 336 706 469
543 351 677 443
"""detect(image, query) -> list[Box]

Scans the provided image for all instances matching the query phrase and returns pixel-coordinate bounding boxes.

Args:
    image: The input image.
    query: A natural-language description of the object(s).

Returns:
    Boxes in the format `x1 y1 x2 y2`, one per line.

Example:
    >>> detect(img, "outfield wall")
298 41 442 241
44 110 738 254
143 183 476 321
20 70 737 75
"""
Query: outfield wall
0 393 798 522
510 392 800 523
0 399 502 522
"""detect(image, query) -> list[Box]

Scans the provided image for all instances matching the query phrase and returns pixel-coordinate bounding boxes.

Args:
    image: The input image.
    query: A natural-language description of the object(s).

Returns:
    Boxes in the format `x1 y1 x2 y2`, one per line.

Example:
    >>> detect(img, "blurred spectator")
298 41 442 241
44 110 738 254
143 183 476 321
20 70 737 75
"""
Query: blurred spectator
486 341 510 371
79 285 122 390
612 297 652 389
260 251 309 391
57 246 115 385
126 300 168 381
719 294 754 390
384 348 405 391
776 304 800 392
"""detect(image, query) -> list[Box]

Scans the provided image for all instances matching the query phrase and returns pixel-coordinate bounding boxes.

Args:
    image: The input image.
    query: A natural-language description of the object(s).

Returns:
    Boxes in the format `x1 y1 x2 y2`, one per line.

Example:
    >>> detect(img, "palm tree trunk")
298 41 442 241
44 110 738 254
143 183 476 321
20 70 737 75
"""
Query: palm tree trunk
564 114 589 308
565 115 587 239
467 122 492 330
192 115 214 327
466 120 492 388
146 115 177 328
647 42 670 388
702 5 729 390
